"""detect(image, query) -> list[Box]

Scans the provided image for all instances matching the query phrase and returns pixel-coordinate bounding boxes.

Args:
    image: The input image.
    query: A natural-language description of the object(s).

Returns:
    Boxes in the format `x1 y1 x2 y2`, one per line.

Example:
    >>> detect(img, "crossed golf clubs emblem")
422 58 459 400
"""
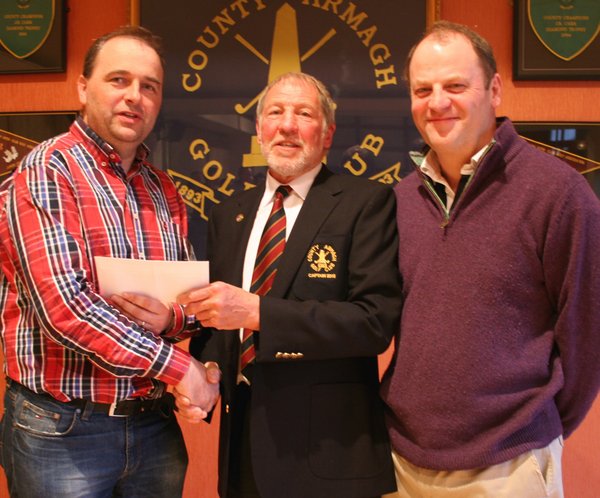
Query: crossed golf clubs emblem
233 28 336 115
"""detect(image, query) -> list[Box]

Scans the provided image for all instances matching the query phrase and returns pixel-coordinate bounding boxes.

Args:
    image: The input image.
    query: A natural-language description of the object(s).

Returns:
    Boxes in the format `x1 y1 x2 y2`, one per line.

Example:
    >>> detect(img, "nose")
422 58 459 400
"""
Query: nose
124 81 141 104
279 110 298 133
428 87 450 112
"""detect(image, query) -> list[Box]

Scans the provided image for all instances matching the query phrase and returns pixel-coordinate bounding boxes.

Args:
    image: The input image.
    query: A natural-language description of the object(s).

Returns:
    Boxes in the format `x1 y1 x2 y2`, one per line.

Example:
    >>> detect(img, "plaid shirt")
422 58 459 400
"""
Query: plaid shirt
0 117 195 403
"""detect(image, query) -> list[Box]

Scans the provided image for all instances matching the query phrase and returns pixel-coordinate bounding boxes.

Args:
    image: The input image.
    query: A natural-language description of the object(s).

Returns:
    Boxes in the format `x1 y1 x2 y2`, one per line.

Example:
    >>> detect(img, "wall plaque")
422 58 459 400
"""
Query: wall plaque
514 0 599 80
0 0 67 74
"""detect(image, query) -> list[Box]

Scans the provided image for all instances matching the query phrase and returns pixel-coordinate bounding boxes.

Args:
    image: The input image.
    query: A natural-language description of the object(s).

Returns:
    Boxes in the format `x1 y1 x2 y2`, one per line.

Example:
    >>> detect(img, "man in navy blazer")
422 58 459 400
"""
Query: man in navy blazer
177 72 401 498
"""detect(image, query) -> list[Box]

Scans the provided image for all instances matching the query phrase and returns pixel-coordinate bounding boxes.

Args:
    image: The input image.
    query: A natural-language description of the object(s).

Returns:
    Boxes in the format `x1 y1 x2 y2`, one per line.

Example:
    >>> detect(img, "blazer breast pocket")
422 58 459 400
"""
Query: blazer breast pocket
292 235 348 301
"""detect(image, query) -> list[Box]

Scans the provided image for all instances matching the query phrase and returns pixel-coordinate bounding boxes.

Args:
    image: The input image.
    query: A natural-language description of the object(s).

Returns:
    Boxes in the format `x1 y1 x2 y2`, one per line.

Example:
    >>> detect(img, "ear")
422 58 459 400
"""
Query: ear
255 119 262 144
77 75 88 107
323 124 336 149
490 73 502 110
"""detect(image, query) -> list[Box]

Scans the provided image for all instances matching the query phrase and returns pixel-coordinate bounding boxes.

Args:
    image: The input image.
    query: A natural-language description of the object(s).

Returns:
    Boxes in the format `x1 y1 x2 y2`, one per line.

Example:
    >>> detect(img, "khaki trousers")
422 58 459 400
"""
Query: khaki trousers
383 437 564 498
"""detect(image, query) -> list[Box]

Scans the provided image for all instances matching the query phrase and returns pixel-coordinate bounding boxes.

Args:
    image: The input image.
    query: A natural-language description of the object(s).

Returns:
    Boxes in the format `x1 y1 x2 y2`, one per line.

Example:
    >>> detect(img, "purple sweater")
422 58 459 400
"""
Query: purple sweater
381 118 600 470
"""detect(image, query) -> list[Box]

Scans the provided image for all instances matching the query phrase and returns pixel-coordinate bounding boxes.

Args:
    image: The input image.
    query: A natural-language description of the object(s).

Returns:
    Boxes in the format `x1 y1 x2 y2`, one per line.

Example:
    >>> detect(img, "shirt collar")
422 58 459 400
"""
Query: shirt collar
262 164 322 207
419 142 491 187
74 115 150 166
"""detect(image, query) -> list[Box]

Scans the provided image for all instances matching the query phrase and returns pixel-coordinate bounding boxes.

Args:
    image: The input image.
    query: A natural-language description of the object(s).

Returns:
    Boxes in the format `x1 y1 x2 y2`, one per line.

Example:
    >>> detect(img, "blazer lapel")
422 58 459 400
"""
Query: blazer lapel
219 186 264 287
270 168 341 296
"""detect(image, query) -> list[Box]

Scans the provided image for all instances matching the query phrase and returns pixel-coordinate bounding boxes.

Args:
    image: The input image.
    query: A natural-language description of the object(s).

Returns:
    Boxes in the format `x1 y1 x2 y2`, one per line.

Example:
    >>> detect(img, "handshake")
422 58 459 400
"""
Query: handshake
171 280 260 423
111 281 256 424
173 359 222 424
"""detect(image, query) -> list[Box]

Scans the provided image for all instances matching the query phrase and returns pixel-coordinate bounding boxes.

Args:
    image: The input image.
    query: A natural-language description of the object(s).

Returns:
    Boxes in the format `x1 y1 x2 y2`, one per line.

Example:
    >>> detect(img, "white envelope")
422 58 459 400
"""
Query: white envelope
94 256 209 305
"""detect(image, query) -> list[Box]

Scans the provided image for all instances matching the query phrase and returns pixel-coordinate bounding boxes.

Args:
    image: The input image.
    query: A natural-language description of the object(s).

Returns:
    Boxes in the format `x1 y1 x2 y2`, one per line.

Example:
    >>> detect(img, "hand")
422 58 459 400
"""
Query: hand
173 361 221 423
177 281 259 331
111 292 173 336
204 361 222 384
173 358 221 422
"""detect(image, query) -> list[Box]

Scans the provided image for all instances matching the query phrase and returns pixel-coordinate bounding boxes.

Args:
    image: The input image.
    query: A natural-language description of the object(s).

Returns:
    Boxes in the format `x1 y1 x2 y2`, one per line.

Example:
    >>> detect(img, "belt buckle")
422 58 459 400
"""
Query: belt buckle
108 402 128 417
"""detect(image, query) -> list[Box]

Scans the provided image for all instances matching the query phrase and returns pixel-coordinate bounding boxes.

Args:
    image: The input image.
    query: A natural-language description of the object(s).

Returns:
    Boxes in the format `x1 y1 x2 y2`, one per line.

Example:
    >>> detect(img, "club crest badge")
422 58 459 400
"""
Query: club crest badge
306 243 337 279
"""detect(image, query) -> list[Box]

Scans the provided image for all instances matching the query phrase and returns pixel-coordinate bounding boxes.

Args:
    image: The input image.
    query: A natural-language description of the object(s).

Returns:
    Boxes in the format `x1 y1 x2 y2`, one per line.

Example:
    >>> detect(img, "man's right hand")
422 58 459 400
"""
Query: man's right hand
173 359 221 423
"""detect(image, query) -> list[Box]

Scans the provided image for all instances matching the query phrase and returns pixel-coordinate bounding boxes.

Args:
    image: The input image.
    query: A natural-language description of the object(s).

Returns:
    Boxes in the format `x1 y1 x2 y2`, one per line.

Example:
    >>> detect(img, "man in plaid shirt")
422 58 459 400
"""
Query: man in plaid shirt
0 26 219 497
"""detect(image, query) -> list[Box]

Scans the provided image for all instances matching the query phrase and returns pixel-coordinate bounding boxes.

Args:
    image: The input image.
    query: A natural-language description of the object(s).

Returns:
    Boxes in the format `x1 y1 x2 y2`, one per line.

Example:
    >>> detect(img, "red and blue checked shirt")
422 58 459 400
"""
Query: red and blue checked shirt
0 117 196 403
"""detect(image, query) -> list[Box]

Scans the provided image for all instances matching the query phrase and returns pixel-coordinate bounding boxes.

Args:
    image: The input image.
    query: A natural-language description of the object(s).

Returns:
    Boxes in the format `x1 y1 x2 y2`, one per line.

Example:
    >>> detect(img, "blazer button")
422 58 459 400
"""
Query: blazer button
225 404 230 414
282 352 291 359
275 352 283 359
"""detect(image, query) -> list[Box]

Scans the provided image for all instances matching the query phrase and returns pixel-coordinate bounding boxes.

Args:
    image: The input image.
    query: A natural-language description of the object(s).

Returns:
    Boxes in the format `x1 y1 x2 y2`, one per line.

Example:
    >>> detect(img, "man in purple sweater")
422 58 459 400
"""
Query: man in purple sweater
381 21 600 498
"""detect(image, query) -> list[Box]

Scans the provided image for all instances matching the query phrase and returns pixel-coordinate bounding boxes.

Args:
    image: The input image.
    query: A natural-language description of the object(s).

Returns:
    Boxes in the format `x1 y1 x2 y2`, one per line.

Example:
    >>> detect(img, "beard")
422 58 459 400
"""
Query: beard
261 142 324 181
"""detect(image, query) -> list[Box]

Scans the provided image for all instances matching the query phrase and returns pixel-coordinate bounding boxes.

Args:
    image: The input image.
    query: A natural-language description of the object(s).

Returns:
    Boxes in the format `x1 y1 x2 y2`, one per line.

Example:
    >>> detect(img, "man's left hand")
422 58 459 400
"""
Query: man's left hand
111 293 173 336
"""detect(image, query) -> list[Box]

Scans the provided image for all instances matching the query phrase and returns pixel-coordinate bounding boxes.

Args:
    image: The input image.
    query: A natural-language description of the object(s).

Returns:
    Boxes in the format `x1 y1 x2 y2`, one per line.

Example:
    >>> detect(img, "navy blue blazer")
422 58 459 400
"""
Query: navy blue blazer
190 166 401 498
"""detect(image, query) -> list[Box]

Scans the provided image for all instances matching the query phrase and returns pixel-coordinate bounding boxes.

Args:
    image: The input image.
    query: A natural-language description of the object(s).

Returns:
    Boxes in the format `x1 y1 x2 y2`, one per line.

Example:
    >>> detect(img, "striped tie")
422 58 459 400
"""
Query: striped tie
240 185 292 373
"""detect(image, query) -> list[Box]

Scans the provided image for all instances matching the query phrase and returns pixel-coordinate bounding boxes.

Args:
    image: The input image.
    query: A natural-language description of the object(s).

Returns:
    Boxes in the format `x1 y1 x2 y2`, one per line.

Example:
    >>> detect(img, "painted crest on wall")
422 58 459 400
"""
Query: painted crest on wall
141 0 427 257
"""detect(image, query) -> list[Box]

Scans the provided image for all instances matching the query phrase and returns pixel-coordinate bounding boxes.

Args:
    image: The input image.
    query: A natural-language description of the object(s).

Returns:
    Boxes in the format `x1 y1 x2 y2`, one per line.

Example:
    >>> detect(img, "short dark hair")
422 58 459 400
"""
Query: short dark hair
82 25 165 78
404 20 497 88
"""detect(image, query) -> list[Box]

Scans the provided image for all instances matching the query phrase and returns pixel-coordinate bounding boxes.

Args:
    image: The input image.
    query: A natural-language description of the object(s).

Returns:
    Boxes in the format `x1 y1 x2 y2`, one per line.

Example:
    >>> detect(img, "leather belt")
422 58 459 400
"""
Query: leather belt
6 377 173 417
86 395 174 417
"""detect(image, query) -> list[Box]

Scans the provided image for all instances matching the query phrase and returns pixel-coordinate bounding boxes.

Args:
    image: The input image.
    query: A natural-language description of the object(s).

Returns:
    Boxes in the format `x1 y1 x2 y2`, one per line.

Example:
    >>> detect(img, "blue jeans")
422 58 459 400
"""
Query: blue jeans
0 381 188 497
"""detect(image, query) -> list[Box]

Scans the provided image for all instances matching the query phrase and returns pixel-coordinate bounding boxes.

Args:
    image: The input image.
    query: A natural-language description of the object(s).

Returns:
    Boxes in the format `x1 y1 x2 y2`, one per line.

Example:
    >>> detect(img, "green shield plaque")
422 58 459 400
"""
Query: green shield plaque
528 0 600 61
0 0 55 59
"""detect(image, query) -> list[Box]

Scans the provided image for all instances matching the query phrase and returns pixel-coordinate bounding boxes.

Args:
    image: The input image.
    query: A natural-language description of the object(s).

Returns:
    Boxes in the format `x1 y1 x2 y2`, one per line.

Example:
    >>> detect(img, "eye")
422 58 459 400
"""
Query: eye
142 83 159 94
446 83 467 93
413 87 431 98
